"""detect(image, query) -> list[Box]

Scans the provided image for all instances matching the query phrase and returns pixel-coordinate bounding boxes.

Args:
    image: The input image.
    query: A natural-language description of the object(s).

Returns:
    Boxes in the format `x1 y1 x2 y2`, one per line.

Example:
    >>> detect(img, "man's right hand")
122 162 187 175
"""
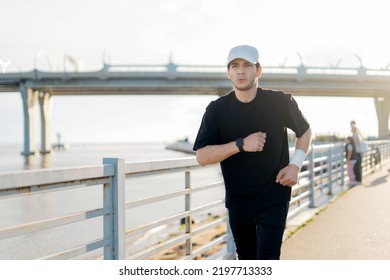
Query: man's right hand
244 132 266 152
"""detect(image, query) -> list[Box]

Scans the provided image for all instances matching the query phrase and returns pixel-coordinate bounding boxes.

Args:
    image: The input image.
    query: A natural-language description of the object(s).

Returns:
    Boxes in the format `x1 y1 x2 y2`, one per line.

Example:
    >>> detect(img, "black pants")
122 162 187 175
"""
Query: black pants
354 153 362 182
228 201 289 260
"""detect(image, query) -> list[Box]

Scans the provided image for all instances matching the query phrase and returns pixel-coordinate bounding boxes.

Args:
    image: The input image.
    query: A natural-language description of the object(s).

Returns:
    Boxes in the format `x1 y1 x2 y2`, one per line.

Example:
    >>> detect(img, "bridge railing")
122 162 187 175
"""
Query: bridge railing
102 63 390 76
0 140 389 260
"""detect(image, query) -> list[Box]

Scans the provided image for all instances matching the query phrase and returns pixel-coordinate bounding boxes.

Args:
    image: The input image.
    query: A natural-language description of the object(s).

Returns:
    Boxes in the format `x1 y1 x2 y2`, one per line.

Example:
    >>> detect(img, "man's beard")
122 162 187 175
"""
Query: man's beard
233 80 257 91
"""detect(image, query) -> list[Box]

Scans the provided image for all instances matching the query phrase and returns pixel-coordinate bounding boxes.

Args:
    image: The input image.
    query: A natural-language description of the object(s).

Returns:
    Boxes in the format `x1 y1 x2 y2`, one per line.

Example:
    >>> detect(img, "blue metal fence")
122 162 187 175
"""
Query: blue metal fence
0 140 389 260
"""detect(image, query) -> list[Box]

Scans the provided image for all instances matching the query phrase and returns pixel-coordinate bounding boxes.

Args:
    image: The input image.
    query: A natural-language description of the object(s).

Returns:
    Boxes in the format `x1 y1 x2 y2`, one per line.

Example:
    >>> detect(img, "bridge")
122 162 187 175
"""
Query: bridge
1 63 390 155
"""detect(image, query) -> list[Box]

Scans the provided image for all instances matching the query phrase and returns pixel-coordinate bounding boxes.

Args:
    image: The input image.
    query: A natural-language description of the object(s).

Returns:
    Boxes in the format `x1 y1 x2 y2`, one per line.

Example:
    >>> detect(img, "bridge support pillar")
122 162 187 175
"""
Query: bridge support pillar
20 84 38 156
39 92 52 154
374 97 390 139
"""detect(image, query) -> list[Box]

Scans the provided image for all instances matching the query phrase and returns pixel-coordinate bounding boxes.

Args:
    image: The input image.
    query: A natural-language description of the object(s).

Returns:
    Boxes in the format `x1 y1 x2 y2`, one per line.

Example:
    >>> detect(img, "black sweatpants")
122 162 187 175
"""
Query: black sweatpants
354 153 362 182
228 201 289 260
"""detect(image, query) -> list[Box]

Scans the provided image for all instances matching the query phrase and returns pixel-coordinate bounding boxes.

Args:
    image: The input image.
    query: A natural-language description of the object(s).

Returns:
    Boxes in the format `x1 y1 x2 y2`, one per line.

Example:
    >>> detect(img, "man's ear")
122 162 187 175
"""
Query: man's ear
226 68 232 80
257 65 263 77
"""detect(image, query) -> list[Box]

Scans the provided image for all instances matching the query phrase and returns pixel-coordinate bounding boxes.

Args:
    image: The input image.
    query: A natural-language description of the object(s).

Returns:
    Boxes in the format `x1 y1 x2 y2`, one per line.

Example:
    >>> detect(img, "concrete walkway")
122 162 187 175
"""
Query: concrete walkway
282 162 390 259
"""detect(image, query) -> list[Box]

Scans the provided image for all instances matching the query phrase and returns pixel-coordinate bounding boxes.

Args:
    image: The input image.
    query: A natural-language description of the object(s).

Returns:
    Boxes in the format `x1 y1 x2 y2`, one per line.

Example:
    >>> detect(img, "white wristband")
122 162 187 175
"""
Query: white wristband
290 149 306 169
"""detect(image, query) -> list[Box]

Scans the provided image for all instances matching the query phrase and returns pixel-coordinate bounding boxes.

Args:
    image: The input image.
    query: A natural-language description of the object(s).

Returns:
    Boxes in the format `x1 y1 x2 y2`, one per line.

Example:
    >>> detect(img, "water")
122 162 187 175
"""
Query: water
0 142 225 259
0 142 189 173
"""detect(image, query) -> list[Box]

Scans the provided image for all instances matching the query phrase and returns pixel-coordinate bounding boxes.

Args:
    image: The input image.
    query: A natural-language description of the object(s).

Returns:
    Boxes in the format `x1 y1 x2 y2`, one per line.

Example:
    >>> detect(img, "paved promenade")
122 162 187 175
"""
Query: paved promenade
282 162 390 260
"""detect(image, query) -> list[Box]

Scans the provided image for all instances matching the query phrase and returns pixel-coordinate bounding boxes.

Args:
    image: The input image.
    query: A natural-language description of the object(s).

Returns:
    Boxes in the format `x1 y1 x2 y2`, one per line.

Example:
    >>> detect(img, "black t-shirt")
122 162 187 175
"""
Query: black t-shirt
193 88 310 211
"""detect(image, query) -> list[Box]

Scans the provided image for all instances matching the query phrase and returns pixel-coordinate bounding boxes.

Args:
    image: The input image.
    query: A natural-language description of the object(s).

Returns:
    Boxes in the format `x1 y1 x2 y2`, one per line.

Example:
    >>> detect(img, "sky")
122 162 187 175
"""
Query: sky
1 0 389 144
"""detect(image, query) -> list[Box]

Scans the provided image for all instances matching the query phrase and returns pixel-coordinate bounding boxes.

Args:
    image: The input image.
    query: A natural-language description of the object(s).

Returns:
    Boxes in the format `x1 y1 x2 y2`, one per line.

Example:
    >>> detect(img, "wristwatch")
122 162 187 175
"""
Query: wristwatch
235 138 244 152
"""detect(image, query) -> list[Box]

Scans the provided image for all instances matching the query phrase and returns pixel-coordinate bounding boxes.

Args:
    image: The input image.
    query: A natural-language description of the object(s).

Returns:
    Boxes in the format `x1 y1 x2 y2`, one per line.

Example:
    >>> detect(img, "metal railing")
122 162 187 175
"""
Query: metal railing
0 140 389 260
289 140 390 216
123 158 231 260
289 143 345 216
0 158 122 260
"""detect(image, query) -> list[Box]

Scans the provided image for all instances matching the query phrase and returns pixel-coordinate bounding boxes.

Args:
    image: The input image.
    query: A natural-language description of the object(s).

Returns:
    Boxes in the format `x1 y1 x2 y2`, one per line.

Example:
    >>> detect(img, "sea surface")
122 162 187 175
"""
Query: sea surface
0 142 192 172
0 142 225 259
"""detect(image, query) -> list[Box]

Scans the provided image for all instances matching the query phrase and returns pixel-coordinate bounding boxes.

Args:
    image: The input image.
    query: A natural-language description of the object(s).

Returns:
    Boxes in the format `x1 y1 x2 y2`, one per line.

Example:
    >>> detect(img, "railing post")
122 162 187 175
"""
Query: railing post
327 144 333 195
385 141 389 161
184 170 192 256
319 155 324 192
103 158 125 260
309 144 315 208
340 144 345 187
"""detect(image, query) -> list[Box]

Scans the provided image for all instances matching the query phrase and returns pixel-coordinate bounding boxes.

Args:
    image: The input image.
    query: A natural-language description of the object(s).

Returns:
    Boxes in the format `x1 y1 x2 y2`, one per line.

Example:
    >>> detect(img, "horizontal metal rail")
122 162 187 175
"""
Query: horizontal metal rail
40 237 111 260
0 208 108 240
0 164 115 189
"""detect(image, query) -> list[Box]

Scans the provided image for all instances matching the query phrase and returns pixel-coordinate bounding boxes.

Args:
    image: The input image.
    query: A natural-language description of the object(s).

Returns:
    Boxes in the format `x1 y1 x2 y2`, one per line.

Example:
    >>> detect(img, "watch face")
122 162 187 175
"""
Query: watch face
236 138 244 152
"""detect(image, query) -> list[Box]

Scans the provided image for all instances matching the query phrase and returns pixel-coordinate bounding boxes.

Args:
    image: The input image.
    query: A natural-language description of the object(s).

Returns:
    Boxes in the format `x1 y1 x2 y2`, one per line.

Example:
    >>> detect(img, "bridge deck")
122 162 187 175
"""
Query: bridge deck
282 161 390 259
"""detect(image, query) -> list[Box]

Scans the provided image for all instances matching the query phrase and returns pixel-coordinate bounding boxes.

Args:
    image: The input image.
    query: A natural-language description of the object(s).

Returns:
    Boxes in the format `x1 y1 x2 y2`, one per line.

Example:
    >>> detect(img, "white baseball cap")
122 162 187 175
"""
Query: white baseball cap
227 45 259 65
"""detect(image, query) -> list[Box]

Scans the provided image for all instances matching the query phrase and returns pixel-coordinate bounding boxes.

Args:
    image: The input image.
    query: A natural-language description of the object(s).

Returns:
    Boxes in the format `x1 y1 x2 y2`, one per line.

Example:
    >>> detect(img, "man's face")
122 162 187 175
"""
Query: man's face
227 58 262 91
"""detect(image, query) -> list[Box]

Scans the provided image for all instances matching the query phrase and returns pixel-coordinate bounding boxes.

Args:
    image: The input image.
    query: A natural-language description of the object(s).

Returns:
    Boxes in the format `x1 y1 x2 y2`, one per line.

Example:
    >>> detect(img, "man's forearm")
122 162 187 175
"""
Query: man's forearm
295 127 312 153
196 141 239 166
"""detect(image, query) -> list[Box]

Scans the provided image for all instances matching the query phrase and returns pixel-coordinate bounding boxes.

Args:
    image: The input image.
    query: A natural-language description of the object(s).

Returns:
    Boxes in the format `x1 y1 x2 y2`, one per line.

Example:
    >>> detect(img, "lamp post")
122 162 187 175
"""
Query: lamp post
34 50 43 70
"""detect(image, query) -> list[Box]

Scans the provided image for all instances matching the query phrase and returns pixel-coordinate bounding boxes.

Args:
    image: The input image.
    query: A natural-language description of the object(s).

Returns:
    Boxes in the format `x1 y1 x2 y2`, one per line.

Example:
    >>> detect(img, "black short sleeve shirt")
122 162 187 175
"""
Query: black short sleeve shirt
193 88 310 210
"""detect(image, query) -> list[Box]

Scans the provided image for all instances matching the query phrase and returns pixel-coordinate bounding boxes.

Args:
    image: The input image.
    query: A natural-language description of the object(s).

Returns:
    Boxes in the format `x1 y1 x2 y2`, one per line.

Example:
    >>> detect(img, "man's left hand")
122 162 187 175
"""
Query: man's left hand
275 164 300 187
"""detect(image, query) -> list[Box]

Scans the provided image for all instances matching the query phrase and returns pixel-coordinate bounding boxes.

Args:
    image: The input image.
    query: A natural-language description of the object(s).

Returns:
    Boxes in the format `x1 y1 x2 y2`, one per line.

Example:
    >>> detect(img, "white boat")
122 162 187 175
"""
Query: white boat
166 138 195 154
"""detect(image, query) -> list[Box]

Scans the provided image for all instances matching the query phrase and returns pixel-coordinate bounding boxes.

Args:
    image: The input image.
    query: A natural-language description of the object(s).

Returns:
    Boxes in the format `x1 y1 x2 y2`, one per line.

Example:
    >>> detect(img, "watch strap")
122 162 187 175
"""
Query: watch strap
235 138 244 152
